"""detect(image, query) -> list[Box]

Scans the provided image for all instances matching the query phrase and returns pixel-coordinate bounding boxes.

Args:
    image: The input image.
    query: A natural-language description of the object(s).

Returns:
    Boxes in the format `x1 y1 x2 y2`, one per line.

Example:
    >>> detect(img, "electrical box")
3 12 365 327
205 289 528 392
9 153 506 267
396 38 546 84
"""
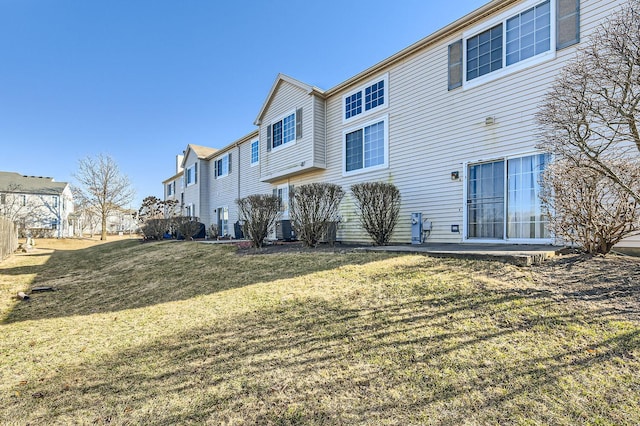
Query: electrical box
411 212 422 245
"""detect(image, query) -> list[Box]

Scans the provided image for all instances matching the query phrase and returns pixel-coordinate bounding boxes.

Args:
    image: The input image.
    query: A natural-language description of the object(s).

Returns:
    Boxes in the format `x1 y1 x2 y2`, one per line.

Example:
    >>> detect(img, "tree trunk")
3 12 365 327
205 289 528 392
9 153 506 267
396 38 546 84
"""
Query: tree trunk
101 214 107 241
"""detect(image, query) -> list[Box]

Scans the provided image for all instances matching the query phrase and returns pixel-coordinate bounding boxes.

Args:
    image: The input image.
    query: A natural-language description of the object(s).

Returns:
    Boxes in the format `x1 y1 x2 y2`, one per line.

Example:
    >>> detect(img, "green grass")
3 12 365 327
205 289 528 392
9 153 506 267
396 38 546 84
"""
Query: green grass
1 239 639 425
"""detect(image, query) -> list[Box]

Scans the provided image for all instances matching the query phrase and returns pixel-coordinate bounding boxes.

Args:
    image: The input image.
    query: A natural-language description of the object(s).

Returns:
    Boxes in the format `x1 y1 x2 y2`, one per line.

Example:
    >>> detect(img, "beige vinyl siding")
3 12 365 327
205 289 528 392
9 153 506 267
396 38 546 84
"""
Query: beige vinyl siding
182 150 201 221
259 81 319 182
313 95 326 166
210 152 237 237
310 0 630 245
198 161 211 226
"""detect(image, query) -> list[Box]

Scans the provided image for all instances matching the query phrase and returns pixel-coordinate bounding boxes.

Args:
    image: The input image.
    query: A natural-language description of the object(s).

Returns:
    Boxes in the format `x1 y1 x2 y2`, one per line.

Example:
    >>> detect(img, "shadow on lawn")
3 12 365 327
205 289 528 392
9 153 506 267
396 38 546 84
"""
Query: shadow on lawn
3 286 638 424
2 239 399 324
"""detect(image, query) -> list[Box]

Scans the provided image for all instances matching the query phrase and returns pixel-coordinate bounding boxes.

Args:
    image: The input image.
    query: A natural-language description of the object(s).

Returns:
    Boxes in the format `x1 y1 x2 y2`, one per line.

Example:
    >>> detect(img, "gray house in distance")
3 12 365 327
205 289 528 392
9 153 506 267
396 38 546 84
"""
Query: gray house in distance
0 171 75 238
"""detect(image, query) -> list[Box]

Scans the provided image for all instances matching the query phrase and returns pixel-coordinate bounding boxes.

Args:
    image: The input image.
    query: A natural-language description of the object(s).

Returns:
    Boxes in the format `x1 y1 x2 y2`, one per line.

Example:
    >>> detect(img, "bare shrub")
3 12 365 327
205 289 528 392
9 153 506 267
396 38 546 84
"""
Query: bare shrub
541 159 640 255
351 182 401 246
236 194 281 248
174 216 201 240
136 196 177 240
290 183 344 248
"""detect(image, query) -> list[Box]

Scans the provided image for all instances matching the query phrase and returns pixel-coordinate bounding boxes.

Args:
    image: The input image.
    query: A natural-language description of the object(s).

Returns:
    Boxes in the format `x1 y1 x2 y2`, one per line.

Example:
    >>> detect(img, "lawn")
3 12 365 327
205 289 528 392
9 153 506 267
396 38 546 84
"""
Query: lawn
1 238 639 425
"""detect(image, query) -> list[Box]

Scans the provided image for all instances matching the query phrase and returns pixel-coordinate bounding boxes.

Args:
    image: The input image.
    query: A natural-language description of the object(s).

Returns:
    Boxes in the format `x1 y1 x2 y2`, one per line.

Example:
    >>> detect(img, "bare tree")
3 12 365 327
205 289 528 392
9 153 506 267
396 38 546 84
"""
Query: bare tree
236 194 280 248
536 0 640 202
290 183 344 247
540 159 640 254
74 154 135 240
351 182 401 246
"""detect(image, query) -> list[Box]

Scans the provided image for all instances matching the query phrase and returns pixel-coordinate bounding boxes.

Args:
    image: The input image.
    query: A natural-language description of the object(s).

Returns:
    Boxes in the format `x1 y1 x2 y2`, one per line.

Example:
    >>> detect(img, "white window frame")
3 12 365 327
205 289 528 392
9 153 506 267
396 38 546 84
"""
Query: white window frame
52 195 59 209
342 73 389 124
462 0 556 90
186 164 197 186
462 150 553 244
342 115 389 177
216 154 231 178
167 182 173 196
250 139 259 166
270 109 297 152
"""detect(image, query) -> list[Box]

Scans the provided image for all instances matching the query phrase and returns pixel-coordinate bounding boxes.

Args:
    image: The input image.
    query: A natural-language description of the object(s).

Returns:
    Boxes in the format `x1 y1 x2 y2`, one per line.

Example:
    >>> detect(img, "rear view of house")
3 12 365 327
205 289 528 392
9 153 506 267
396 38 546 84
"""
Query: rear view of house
162 0 639 250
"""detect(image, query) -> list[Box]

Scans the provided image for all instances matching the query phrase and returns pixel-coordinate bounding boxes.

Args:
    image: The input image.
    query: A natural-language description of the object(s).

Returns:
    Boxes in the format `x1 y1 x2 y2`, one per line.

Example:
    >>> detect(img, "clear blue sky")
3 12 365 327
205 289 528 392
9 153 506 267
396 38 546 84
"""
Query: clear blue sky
0 0 488 208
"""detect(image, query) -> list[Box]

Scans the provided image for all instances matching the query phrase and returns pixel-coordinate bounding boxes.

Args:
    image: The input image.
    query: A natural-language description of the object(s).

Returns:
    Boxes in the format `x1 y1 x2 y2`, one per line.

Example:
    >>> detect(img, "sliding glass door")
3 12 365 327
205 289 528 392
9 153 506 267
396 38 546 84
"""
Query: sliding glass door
467 154 549 241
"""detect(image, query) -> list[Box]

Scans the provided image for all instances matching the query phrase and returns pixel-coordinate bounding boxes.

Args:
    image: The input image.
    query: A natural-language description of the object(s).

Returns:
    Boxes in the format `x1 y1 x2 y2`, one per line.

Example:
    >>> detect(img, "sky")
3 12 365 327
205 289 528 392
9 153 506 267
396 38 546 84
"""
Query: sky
0 0 489 208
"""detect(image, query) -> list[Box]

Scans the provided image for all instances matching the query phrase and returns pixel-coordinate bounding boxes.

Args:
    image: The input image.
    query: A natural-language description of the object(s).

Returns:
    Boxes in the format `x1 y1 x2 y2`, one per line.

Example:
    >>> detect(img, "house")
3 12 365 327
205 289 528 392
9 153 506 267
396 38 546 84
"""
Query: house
0 171 75 238
164 0 639 249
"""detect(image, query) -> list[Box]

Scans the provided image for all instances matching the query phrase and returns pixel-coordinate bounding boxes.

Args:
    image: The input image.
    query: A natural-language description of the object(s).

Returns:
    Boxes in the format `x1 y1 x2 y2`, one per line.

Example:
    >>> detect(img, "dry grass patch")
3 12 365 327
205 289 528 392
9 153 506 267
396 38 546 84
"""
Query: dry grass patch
1 240 639 425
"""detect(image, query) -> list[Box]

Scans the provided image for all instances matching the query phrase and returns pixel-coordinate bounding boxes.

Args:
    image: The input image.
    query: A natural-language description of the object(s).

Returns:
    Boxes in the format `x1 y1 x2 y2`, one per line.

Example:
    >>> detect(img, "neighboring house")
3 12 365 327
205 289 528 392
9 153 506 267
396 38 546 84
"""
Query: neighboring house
164 0 639 249
0 171 74 238
162 145 217 225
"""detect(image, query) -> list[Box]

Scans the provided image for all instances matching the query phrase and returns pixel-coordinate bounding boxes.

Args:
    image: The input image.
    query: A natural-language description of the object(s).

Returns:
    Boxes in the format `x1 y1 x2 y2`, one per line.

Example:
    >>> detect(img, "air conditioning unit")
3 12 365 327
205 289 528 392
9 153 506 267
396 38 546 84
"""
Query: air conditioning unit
276 220 295 241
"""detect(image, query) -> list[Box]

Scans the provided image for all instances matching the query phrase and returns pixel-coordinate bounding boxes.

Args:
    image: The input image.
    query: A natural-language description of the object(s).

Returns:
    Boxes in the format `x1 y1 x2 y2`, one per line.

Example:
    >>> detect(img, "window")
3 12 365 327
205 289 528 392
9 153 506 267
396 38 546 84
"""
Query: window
51 219 58 230
19 195 26 206
167 182 173 196
267 108 302 151
251 140 259 165
343 74 388 122
505 1 551 66
344 117 388 174
186 164 197 186
466 24 503 81
450 0 576 89
215 153 231 178
1 194 6 204
52 196 59 209
272 113 294 149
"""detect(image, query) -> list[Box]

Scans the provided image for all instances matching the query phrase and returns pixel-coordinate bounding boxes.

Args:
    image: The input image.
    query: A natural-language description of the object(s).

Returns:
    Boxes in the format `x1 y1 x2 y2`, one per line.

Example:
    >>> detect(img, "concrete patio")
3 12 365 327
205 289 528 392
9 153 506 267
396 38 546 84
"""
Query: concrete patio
360 243 563 266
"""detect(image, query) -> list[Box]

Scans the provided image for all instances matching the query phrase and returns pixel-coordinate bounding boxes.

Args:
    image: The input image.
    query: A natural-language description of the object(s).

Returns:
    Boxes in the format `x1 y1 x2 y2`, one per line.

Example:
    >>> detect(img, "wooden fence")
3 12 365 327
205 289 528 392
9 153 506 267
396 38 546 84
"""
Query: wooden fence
0 217 18 262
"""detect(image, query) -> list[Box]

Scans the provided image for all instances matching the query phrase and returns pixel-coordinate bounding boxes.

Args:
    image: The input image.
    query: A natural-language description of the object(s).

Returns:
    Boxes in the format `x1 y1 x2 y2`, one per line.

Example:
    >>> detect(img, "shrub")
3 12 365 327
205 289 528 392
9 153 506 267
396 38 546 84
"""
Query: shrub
290 183 344 247
351 182 401 246
174 216 201 240
541 159 640 254
236 194 281 248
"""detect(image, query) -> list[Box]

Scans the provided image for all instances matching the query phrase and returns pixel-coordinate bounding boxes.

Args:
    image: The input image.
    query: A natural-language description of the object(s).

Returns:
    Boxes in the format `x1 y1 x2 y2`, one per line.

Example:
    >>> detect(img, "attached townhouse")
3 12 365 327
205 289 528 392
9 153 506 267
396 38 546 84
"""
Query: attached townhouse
164 0 639 249
0 171 75 238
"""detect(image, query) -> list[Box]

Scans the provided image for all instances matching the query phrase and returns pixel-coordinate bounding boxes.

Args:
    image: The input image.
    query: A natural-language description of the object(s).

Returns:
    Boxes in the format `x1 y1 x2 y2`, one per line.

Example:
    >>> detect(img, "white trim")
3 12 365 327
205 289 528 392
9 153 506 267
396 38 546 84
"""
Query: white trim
270 109 297 153
250 139 260 166
342 114 389 177
342 73 389 124
462 0 556 90
462 150 552 243
215 153 231 179
185 164 197 186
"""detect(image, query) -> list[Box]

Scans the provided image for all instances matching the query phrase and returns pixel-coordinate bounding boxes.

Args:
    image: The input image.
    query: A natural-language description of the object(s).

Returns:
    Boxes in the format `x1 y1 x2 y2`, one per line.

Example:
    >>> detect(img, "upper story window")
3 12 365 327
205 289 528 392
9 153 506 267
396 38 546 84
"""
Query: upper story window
52 196 59 209
343 115 388 175
186 163 197 186
267 108 302 152
215 153 232 178
250 140 259 165
448 0 578 90
167 182 174 196
19 195 26 206
343 74 388 122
